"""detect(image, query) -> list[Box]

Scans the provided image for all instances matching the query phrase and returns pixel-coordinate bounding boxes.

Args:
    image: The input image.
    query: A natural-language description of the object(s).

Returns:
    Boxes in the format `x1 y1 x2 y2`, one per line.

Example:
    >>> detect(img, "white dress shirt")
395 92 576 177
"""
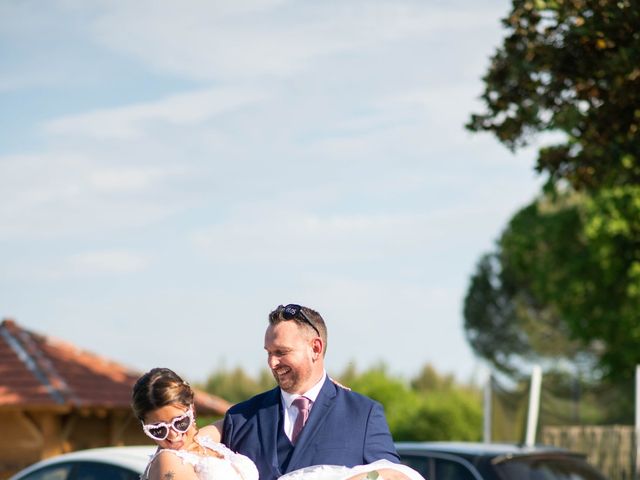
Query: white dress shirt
280 371 327 441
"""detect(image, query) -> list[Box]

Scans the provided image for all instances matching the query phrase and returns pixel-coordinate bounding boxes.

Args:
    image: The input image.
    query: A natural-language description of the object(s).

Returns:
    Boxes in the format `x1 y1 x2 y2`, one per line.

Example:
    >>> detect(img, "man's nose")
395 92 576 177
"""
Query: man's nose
267 355 278 369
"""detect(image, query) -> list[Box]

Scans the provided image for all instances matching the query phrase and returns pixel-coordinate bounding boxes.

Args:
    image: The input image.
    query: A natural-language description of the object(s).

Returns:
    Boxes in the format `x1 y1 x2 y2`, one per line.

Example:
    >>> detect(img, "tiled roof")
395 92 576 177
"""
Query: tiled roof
0 319 230 415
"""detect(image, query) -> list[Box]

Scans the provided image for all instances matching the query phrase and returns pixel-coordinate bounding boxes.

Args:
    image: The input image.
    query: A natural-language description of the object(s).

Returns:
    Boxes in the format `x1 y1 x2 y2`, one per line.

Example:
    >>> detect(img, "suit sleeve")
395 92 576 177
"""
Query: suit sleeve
363 401 400 463
221 411 234 448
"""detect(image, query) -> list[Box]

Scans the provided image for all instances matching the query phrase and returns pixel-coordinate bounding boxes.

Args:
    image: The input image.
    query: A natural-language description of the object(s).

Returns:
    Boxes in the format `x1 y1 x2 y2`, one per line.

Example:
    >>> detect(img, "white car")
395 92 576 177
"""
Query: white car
9 446 156 480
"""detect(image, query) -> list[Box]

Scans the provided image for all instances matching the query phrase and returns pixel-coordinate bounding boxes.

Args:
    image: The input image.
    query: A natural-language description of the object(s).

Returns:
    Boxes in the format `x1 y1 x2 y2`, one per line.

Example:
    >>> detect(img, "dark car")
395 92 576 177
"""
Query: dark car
396 441 609 480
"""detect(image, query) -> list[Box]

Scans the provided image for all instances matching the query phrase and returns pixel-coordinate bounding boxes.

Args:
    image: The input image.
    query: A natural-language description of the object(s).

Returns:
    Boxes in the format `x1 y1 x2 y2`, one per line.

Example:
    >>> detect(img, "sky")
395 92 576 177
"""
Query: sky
0 0 546 386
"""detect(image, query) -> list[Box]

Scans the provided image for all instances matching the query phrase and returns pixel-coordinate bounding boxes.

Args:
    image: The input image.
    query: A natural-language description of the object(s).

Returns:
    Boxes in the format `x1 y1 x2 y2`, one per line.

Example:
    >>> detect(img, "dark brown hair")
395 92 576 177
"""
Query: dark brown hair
269 304 328 355
131 367 194 421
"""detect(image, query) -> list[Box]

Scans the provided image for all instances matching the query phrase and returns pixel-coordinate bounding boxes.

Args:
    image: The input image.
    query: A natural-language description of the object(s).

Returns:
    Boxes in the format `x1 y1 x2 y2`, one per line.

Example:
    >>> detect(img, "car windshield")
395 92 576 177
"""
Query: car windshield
494 455 608 480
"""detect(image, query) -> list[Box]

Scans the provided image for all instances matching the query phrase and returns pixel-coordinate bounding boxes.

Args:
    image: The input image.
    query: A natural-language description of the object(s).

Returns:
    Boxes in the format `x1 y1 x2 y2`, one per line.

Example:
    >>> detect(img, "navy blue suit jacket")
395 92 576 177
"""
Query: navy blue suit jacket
222 377 399 480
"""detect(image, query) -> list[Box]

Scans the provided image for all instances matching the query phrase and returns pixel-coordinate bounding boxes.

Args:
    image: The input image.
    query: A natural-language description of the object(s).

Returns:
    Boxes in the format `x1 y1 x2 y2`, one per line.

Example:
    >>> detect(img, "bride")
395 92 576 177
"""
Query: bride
132 368 424 480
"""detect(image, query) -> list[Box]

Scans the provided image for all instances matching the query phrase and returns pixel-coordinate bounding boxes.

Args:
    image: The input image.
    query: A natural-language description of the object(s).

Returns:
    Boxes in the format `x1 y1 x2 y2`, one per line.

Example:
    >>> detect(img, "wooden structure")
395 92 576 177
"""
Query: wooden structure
0 318 230 478
543 424 636 480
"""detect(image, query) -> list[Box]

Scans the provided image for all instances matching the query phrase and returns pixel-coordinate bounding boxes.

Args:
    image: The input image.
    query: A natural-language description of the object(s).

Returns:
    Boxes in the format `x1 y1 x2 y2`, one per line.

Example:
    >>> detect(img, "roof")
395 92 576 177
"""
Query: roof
0 318 230 415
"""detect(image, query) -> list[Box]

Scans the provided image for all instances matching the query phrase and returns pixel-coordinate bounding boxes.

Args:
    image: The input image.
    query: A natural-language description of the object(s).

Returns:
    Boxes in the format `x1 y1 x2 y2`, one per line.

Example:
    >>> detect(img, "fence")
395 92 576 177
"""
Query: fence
543 425 636 480
488 367 640 480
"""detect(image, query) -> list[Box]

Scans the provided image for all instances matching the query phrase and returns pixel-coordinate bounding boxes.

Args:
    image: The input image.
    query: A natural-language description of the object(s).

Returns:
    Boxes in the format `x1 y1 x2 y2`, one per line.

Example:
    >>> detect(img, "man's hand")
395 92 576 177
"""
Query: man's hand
346 468 411 480
330 377 351 391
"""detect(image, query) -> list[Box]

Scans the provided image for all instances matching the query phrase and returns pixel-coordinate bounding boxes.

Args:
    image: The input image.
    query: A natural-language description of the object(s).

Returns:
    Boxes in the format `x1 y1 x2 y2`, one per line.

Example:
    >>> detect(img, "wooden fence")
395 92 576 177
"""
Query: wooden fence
542 425 637 480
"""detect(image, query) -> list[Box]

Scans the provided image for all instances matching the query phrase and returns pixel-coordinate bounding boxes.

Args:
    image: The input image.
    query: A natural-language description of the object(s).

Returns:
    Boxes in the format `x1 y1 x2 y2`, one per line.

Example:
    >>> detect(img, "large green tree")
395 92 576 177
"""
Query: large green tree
464 190 639 420
465 0 640 384
465 188 640 382
464 192 601 379
468 0 640 191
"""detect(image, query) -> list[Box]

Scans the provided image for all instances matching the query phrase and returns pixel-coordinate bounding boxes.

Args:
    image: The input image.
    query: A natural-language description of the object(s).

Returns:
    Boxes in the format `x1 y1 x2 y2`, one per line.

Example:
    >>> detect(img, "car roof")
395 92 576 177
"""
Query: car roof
10 446 156 479
396 441 576 458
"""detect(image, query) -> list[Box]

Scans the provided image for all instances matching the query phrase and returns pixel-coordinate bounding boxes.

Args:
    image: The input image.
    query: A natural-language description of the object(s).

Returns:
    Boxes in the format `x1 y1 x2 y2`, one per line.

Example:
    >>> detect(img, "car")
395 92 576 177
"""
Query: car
396 441 609 480
10 441 609 480
8 446 156 480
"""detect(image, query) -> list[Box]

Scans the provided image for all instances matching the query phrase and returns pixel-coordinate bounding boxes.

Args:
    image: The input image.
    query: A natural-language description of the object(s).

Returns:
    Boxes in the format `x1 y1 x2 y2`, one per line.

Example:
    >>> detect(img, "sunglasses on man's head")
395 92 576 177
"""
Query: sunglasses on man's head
142 407 194 441
282 304 320 337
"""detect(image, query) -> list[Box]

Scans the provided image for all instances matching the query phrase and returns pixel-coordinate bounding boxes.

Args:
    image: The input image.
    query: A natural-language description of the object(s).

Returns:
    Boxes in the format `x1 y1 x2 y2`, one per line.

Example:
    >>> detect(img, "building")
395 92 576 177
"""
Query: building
0 318 230 477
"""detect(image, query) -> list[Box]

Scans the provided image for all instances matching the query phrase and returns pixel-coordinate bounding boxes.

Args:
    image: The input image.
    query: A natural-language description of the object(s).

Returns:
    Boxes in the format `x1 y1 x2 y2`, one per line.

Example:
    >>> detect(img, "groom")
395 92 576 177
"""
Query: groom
222 303 400 480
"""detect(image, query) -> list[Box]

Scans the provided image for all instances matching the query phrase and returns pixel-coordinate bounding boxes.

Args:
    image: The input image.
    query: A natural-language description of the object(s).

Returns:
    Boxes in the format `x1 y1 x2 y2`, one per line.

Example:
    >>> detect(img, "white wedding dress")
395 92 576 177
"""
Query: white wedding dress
141 436 259 480
279 460 425 480
142 435 424 480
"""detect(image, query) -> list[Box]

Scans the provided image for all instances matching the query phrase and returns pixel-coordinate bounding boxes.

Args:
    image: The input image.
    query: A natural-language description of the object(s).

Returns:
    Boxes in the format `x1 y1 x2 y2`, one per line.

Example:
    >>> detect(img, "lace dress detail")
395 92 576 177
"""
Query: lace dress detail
141 435 259 480
278 460 425 480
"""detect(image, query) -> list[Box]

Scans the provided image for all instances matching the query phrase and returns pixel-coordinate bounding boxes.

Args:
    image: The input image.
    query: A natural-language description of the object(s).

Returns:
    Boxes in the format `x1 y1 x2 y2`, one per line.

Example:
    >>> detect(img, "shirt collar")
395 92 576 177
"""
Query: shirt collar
281 371 327 408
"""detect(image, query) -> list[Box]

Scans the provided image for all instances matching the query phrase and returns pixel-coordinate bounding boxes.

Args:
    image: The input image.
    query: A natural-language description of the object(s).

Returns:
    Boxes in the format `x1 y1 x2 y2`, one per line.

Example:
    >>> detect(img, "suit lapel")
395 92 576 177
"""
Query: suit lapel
258 387 283 473
287 377 337 470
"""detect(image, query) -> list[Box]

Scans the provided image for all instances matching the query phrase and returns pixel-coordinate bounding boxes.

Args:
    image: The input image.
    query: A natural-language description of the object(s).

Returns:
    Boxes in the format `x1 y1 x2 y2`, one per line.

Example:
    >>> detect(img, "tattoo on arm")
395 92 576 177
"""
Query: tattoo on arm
163 471 176 480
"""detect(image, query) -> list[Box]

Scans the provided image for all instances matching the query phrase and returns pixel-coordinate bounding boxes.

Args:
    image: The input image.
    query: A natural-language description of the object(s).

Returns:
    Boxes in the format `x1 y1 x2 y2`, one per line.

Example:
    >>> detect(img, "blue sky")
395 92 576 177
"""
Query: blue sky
0 0 545 385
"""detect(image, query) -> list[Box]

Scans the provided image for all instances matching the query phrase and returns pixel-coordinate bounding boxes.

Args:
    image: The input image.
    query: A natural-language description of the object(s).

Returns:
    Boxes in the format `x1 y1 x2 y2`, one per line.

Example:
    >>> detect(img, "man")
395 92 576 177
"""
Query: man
222 303 400 480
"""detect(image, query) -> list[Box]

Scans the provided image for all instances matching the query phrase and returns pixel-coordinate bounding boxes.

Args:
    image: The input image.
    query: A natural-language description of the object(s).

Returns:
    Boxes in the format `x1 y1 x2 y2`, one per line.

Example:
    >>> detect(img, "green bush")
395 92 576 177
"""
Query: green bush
199 361 483 441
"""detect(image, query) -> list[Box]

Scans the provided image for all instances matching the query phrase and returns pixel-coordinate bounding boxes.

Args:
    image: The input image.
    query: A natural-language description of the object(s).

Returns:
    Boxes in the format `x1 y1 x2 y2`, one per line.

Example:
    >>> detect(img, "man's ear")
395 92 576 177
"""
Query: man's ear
311 337 324 359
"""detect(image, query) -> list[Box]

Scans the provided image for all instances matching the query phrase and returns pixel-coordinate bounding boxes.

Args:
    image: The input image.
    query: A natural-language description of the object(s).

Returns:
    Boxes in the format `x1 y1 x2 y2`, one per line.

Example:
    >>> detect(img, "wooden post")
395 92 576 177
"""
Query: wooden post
31 412 64 458
525 365 542 447
483 369 492 443
635 365 639 479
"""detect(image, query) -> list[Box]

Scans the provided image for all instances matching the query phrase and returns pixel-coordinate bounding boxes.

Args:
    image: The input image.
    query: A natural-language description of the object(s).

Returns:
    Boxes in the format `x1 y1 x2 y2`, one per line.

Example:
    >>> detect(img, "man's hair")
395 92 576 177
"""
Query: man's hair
269 304 328 355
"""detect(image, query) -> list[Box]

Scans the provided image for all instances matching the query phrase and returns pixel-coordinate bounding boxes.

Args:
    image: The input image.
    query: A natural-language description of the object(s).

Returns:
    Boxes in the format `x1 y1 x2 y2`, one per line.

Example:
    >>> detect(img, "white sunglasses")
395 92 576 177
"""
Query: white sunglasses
141 407 194 441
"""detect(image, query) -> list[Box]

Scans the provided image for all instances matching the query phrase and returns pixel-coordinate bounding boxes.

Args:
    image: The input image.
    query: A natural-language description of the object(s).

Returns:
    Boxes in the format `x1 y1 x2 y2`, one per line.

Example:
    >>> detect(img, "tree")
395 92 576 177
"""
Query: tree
337 363 421 434
464 252 530 377
464 188 640 384
467 0 640 191
393 389 482 442
464 195 600 378
465 0 640 387
337 363 483 441
411 363 456 392
199 362 484 440
199 365 274 405
464 190 640 420
567 186 640 377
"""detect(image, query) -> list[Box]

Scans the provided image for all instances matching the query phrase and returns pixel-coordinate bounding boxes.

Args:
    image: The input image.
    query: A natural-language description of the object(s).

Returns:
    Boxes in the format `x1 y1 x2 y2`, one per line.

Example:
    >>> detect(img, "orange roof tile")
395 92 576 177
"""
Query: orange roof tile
0 319 230 415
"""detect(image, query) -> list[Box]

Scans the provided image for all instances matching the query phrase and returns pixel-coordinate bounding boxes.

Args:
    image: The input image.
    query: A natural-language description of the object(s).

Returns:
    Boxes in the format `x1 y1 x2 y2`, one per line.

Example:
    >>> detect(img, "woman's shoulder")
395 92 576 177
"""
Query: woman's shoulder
199 424 222 442
145 448 199 480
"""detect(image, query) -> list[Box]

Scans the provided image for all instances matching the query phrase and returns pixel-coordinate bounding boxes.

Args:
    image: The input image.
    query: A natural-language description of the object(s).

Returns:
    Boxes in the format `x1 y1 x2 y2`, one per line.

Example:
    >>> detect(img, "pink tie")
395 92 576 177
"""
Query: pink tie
291 396 311 444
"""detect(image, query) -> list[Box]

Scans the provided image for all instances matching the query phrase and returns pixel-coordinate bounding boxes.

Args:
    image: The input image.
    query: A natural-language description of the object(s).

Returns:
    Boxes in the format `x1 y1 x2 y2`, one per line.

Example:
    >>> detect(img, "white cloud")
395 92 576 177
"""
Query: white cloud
1 0 535 384
87 166 178 192
0 153 187 239
80 0 505 80
44 86 267 139
13 250 151 281
189 196 526 267
67 250 150 275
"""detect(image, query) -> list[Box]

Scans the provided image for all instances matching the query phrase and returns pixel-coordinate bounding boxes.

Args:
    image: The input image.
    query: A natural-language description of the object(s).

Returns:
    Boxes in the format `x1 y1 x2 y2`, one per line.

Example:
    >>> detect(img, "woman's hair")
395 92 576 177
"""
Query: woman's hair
131 367 194 420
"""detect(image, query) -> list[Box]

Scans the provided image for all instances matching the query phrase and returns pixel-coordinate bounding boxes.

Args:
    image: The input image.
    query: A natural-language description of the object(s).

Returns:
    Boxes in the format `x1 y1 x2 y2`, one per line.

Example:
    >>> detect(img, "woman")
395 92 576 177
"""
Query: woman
132 368 423 480
132 367 259 480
